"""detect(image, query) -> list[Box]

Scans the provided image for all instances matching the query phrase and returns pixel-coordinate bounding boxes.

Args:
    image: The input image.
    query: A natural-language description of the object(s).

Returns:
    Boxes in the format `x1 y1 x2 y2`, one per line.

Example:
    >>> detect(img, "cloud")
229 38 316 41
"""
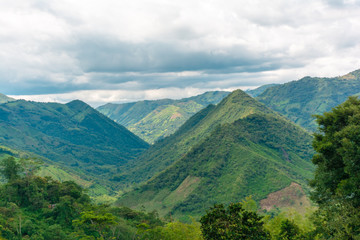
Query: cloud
1 0 360 104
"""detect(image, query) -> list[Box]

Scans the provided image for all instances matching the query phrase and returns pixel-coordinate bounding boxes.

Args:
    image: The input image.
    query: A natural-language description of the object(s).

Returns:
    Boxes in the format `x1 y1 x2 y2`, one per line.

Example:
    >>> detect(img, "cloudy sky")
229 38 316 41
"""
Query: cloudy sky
1 0 360 106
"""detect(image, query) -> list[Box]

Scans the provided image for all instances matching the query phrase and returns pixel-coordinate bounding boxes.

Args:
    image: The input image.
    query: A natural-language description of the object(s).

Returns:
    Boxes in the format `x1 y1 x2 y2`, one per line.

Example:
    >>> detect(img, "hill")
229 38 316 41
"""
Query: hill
0 93 15 104
114 90 278 186
256 69 360 131
97 91 229 143
118 90 314 219
245 84 279 97
0 144 91 187
0 99 149 180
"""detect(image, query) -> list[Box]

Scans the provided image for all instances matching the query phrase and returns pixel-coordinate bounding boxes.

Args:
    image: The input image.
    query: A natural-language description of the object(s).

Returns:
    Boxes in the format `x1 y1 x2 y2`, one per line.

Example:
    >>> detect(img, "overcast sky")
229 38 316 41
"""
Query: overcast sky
1 0 360 106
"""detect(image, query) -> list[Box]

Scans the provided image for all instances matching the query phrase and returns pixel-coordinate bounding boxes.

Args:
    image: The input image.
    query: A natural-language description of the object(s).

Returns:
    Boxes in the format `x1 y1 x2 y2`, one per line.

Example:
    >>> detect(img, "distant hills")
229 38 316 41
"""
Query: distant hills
0 93 15 103
245 84 279 97
118 90 314 219
257 69 360 131
115 90 277 186
0 99 149 180
97 91 229 143
0 144 91 188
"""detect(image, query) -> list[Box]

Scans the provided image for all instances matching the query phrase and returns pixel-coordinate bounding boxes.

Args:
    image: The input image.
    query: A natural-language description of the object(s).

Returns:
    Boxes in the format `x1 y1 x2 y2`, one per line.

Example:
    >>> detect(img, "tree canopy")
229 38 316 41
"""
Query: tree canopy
310 96 360 238
200 202 269 240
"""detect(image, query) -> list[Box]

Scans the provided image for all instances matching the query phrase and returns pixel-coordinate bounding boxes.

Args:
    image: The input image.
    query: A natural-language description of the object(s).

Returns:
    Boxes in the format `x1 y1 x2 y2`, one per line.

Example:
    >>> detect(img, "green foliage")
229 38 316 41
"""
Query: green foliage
0 162 165 239
311 96 360 206
0 99 149 193
137 220 203 240
0 99 148 173
277 219 301 240
97 91 229 144
264 208 316 240
117 90 280 186
309 96 360 238
200 202 270 240
0 157 21 182
119 108 314 218
310 202 360 239
257 69 360 132
73 210 117 239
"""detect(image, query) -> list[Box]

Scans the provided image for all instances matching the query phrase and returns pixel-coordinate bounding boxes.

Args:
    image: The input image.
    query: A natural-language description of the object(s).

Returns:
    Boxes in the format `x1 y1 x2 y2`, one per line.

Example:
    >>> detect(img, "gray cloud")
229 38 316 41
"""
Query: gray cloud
1 0 360 104
68 34 279 74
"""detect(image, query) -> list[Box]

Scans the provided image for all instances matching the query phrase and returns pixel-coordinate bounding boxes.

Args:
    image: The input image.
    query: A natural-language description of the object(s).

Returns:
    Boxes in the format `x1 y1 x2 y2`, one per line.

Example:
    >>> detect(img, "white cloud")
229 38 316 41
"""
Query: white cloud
1 0 360 104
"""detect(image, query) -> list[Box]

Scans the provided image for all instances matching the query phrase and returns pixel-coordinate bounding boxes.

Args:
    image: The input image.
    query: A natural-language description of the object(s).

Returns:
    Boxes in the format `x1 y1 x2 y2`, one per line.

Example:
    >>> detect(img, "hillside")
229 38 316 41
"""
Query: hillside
118 92 314 219
245 84 279 97
114 90 277 186
257 69 360 131
0 93 15 104
0 99 149 180
0 145 91 187
97 91 229 143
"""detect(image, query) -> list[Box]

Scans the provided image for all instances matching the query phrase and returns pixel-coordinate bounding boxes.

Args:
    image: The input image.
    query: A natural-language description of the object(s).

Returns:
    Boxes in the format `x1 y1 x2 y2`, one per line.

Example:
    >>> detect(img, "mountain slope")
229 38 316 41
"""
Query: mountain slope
0 144 91 187
257 69 360 131
115 90 277 186
0 99 149 178
245 84 279 97
118 95 314 219
0 93 15 104
97 91 229 143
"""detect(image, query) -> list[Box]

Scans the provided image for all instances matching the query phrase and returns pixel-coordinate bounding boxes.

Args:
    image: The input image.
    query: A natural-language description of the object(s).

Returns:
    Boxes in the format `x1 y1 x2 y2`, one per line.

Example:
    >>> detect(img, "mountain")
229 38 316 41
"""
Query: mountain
245 84 279 97
96 91 230 143
0 144 91 187
256 69 360 131
118 90 314 219
0 93 15 104
114 90 278 186
0 99 149 179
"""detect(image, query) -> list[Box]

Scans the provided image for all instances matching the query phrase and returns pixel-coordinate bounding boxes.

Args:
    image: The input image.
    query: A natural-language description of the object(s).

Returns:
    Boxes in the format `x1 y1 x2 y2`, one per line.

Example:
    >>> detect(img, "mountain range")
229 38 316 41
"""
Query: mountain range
245 84 279 97
2 68 360 219
0 99 148 182
118 90 314 219
97 91 229 143
257 69 360 131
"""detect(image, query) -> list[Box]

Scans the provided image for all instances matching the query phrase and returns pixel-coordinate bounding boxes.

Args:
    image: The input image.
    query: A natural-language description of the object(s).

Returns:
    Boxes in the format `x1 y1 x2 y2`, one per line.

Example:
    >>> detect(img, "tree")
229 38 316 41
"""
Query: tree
200 202 270 240
0 157 21 182
310 96 360 238
73 210 117 239
277 219 300 240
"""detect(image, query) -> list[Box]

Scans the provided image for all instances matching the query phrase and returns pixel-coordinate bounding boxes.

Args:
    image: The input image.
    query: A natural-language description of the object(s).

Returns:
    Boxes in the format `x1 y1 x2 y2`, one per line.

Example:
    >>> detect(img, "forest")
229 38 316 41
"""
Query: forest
1 96 360 239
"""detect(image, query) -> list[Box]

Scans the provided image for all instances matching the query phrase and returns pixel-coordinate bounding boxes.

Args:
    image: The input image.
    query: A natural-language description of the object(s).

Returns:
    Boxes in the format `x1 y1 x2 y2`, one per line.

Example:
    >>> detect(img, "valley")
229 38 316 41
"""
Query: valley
1 68 360 239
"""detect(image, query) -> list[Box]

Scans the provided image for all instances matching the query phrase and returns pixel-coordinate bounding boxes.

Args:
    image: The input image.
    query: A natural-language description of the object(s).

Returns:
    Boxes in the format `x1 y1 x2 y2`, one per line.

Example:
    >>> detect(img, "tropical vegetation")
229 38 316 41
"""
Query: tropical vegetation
97 91 229 143
257 69 360 132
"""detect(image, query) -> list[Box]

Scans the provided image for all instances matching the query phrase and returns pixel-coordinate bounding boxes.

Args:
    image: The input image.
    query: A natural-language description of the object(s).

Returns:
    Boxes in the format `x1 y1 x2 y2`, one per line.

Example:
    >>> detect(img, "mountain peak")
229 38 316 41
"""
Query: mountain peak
340 69 360 80
0 93 15 104
66 99 92 111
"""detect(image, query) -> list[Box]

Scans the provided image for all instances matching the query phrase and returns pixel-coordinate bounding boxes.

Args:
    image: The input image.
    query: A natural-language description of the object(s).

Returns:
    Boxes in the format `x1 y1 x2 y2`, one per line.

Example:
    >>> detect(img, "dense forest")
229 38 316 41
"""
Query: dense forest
1 96 360 239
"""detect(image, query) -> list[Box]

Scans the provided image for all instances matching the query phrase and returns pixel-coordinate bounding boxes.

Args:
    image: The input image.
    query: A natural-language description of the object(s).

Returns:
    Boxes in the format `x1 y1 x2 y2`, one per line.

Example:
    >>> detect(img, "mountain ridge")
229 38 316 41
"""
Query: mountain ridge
0 93 15 104
115 90 277 186
118 90 314 219
257 69 360 131
0 99 149 181
97 91 230 143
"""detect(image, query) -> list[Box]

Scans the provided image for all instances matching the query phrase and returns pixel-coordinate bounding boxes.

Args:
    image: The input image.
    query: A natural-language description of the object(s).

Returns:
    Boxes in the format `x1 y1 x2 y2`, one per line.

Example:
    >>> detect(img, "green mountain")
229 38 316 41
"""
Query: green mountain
118 90 314 219
256 69 360 131
245 84 279 97
115 90 278 186
0 99 149 179
97 91 229 143
0 93 15 103
0 144 91 187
